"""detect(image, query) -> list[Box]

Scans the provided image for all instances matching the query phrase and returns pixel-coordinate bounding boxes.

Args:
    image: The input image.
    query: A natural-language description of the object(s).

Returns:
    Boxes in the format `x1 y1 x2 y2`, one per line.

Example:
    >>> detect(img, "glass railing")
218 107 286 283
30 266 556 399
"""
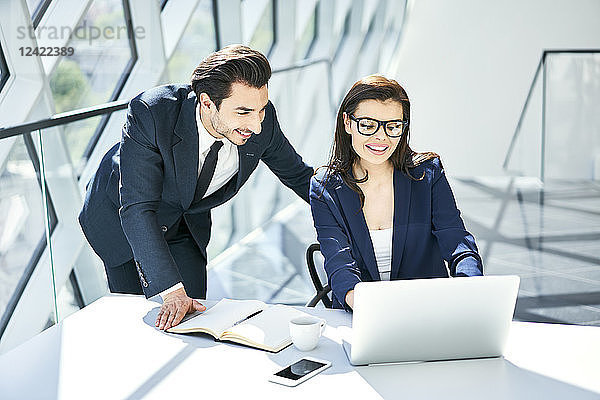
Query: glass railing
205 59 335 305
206 58 334 259
0 132 57 341
0 0 409 355
0 58 335 351
0 100 129 354
503 50 600 182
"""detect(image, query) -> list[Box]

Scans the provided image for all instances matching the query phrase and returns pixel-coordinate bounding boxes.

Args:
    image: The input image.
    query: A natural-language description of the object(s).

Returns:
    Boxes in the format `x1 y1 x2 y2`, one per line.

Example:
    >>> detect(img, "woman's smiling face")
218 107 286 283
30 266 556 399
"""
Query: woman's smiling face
344 99 404 168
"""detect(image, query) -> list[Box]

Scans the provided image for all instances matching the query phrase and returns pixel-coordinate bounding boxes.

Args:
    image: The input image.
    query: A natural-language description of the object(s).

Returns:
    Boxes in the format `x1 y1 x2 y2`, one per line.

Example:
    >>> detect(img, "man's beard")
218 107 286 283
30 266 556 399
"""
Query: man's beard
209 111 249 146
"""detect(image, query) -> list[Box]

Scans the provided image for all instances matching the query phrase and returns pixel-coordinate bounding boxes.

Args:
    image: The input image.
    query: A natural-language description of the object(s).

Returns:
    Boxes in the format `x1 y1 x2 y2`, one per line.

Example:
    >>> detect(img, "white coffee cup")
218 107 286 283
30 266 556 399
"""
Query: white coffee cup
289 316 326 351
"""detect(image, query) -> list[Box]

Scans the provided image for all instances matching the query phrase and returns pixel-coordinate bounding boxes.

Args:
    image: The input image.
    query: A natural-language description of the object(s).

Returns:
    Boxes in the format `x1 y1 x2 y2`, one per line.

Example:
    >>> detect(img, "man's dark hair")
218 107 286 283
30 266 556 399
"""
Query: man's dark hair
190 44 271 109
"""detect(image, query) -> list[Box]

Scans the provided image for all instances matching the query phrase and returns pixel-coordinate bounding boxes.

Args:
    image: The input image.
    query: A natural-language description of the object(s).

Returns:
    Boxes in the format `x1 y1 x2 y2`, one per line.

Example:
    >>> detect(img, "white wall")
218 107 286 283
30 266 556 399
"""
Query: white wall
389 0 600 177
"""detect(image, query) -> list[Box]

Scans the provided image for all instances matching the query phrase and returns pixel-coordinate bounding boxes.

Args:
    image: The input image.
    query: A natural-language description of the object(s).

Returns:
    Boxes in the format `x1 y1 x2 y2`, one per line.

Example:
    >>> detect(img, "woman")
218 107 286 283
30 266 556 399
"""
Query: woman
310 75 483 310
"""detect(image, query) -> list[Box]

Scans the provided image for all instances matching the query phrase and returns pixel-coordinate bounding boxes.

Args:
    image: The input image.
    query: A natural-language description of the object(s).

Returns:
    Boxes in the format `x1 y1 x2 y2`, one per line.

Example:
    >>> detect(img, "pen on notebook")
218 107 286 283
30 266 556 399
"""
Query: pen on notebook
232 310 263 326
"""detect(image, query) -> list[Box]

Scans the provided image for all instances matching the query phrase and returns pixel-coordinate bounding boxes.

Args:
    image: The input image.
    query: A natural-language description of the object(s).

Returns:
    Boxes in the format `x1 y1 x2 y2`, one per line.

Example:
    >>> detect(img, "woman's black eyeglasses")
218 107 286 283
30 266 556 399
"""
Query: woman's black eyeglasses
349 114 409 138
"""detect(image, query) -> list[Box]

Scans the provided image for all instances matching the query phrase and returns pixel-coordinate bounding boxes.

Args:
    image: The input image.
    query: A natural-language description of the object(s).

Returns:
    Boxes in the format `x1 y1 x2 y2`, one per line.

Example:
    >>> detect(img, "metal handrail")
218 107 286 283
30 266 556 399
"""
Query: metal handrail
272 57 331 74
0 57 334 141
0 99 130 140
271 57 335 114
502 49 600 178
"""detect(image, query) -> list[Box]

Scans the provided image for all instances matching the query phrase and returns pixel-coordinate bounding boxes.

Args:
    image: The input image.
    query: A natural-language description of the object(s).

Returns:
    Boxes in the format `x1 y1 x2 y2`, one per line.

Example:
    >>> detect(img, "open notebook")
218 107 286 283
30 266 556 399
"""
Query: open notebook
167 298 310 352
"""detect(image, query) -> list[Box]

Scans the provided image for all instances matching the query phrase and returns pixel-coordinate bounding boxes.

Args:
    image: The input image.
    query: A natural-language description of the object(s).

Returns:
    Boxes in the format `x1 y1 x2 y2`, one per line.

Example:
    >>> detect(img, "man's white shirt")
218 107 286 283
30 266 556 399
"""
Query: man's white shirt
158 104 240 300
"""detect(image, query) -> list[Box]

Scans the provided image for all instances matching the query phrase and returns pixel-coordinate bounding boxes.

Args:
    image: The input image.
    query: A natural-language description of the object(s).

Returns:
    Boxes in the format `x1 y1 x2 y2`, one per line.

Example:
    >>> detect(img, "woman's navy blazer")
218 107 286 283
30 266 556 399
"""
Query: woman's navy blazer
309 158 483 309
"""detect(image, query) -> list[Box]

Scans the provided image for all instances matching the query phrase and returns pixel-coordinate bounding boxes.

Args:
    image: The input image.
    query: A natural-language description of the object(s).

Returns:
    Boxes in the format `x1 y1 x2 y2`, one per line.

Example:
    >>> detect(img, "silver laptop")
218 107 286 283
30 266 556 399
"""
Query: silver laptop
343 275 520 365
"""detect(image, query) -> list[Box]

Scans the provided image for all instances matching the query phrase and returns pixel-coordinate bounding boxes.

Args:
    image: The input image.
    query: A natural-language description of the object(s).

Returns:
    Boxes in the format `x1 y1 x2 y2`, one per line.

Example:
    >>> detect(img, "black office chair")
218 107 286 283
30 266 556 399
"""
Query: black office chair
305 243 333 308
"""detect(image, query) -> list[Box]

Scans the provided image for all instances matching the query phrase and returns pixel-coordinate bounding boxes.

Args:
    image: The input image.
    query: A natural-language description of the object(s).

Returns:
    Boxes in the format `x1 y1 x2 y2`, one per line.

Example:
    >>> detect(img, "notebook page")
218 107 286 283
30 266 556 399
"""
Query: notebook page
168 299 265 337
222 305 310 350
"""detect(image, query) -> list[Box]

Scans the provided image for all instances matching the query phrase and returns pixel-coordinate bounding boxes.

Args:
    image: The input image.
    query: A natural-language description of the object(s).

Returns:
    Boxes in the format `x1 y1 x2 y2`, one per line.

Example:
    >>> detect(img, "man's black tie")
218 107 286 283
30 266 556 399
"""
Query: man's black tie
193 140 224 202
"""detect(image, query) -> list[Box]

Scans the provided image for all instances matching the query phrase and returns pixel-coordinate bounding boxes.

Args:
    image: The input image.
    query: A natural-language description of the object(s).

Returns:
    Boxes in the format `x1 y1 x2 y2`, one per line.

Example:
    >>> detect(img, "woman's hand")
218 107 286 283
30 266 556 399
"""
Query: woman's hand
345 290 355 309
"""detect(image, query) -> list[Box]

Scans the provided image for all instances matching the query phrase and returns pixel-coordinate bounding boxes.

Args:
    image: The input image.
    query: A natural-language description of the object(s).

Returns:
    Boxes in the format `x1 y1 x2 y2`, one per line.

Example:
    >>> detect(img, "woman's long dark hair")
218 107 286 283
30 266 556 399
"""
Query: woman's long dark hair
324 75 439 207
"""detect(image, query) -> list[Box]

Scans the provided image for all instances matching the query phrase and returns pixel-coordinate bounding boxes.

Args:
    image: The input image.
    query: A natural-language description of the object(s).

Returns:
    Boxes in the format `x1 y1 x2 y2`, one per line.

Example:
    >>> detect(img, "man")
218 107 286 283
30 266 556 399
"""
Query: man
79 45 313 331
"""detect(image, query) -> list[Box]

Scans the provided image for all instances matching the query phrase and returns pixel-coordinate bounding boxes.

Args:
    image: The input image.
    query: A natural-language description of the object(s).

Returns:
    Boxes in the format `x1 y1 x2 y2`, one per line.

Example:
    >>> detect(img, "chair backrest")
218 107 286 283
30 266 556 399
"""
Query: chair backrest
305 243 332 308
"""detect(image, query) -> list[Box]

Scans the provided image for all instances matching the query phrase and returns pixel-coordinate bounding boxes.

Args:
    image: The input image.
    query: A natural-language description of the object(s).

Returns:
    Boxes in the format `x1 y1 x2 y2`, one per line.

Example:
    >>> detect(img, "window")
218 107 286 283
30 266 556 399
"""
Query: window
27 0 53 29
242 0 275 56
295 0 319 60
25 0 42 16
0 44 9 92
358 15 376 53
54 270 84 322
333 8 350 60
159 0 217 84
0 135 58 339
48 0 137 172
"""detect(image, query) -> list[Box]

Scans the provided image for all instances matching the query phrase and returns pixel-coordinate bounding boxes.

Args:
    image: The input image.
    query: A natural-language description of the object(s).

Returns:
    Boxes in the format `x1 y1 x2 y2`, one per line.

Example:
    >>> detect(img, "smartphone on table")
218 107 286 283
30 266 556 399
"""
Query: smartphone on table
268 357 331 387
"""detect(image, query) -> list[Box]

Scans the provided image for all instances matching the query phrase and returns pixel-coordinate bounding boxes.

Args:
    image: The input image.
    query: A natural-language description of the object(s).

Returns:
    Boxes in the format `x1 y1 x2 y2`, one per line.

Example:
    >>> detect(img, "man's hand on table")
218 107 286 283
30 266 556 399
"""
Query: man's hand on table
156 287 206 330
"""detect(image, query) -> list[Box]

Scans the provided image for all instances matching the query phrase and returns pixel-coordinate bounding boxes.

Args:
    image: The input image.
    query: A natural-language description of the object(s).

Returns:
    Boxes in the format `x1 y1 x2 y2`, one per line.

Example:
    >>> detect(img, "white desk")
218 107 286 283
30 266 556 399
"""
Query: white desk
0 295 598 399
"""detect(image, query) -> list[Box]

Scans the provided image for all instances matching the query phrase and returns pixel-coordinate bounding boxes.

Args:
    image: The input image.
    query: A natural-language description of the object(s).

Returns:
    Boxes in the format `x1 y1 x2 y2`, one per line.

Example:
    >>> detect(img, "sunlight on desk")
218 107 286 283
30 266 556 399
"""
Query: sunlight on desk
1 295 598 399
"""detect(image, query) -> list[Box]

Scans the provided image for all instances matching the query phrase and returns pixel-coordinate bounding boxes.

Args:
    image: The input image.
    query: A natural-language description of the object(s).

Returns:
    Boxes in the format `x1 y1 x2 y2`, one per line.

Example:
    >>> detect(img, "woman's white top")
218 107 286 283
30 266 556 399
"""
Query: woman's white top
369 228 393 281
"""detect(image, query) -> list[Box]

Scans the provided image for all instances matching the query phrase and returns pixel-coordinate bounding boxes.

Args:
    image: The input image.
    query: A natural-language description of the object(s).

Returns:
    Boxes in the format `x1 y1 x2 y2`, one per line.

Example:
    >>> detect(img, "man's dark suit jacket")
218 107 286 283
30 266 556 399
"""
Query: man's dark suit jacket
79 84 313 298
309 158 483 309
